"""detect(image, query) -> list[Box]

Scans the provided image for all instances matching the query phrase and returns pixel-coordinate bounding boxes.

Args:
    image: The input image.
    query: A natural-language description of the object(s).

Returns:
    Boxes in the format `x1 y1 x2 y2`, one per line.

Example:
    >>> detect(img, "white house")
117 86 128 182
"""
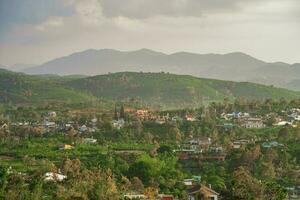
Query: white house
44 172 66 182
84 138 97 144
112 119 125 129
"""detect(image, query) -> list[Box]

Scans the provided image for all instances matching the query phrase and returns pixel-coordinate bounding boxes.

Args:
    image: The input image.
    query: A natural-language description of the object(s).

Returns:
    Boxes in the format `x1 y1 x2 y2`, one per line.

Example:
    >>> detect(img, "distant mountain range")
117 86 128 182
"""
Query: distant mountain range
1 69 300 108
4 49 300 91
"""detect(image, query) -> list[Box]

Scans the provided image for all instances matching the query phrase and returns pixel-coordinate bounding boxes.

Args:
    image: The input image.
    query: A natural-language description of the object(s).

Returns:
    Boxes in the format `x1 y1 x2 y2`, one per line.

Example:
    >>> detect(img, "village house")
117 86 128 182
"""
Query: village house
124 194 174 200
185 114 196 122
209 146 223 153
189 137 212 146
83 138 97 144
112 119 125 129
64 123 73 130
275 121 292 126
222 123 234 130
79 125 88 133
91 117 98 127
286 186 300 199
59 144 74 150
44 172 66 182
175 149 197 160
262 141 284 148
136 109 150 120
43 121 56 128
232 139 250 149
242 118 265 129
186 137 212 151
183 176 201 186
48 111 57 118
222 112 250 120
187 184 219 200
171 116 183 122
288 108 300 121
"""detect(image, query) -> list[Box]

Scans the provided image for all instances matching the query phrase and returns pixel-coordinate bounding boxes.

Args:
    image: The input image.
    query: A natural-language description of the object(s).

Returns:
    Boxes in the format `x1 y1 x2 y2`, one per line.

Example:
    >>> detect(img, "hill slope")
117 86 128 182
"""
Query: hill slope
66 72 300 108
0 69 95 104
2 70 300 108
21 49 300 91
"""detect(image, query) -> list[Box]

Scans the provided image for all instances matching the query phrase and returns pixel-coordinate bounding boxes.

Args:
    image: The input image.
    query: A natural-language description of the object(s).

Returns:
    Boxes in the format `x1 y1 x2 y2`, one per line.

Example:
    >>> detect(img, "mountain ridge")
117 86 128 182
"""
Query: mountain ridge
18 49 300 91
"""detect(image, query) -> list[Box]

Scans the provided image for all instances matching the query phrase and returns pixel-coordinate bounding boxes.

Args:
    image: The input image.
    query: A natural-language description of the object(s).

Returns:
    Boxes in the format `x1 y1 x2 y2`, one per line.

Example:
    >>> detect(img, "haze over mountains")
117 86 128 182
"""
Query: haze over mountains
6 49 300 91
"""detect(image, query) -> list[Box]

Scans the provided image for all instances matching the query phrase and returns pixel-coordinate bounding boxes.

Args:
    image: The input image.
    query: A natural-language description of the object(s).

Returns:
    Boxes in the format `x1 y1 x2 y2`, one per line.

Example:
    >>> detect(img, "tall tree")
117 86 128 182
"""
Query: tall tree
120 105 125 119
114 105 118 120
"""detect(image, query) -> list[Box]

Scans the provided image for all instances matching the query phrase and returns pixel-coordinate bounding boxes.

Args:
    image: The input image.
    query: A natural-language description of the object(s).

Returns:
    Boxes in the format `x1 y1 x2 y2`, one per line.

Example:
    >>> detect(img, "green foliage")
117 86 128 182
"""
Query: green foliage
0 70 95 105
67 72 300 109
264 181 287 200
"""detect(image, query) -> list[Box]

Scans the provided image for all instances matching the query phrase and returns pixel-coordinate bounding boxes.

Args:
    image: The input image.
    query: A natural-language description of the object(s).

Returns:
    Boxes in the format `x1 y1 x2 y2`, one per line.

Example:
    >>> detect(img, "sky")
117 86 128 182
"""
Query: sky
0 0 299 66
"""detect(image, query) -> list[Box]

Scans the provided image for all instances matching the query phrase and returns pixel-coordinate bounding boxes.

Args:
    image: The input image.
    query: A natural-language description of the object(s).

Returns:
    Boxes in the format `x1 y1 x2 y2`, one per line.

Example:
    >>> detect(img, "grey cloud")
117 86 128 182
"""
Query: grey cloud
0 0 74 34
100 0 248 18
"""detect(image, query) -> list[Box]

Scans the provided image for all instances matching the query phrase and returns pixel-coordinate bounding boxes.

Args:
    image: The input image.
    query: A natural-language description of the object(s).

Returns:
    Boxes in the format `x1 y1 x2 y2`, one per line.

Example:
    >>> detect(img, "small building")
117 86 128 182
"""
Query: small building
185 114 196 122
172 116 183 122
91 117 98 124
262 141 283 148
44 121 56 128
79 125 88 133
83 138 97 144
242 118 265 129
209 146 223 153
184 176 201 186
65 123 73 130
49 111 57 118
59 144 74 150
232 139 249 149
136 109 149 119
124 194 173 200
223 123 234 130
275 121 292 126
44 172 66 182
189 137 211 146
187 184 219 200
112 119 125 129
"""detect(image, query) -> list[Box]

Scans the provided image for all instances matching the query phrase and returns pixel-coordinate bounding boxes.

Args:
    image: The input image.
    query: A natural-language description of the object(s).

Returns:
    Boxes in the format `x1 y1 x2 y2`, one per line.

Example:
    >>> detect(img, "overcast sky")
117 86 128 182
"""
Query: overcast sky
0 0 299 66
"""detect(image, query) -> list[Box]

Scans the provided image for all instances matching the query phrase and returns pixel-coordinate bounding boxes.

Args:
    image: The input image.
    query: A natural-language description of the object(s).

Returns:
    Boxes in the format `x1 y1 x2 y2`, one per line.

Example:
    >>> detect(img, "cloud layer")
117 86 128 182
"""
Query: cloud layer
0 0 299 66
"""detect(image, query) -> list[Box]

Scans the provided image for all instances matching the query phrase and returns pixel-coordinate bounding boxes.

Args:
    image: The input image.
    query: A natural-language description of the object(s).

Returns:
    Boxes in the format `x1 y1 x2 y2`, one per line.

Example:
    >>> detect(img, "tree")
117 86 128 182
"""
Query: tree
229 167 263 199
131 177 144 193
264 181 287 200
120 105 125 119
278 127 289 139
119 176 131 193
265 115 276 127
0 166 8 198
127 155 163 185
62 159 81 178
261 162 276 179
114 105 118 120
144 187 157 200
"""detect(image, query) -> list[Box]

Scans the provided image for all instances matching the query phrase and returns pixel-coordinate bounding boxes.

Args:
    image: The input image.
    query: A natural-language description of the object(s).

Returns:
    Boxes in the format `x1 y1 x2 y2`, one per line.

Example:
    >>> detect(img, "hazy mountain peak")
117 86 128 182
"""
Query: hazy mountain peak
129 48 166 55
20 48 300 91
225 51 263 61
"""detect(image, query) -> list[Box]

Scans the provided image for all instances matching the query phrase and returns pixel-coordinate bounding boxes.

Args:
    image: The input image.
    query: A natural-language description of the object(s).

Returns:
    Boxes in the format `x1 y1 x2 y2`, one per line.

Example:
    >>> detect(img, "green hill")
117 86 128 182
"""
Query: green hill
1 70 299 108
66 72 300 108
0 69 95 104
